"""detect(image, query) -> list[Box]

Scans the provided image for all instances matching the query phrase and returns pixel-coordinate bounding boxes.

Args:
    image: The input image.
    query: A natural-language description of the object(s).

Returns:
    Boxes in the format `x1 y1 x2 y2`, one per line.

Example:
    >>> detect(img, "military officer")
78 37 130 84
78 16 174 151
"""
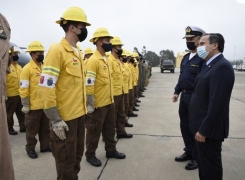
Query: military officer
172 26 206 170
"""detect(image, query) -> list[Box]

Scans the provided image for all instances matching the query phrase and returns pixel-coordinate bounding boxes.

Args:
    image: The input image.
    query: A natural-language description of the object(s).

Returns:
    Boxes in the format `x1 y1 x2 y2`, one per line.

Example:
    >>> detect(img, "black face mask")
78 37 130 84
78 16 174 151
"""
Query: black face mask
13 55 19 61
186 42 196 50
130 58 134 63
75 27 88 42
115 48 123 56
36 55 44 62
102 43 112 52
122 57 127 63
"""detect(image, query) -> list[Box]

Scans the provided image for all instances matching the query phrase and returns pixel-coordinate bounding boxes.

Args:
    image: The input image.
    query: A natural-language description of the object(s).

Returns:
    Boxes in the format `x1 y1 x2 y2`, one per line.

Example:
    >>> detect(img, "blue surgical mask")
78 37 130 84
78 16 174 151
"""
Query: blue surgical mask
197 46 209 59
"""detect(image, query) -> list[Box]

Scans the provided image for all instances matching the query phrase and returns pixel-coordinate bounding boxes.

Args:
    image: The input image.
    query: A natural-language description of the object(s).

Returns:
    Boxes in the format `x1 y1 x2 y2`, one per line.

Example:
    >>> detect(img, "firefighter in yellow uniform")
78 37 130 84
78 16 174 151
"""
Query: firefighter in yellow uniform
108 37 133 138
84 47 93 65
120 49 133 127
85 27 126 167
6 48 25 135
128 52 139 116
19 41 51 159
37 7 90 180
133 55 140 107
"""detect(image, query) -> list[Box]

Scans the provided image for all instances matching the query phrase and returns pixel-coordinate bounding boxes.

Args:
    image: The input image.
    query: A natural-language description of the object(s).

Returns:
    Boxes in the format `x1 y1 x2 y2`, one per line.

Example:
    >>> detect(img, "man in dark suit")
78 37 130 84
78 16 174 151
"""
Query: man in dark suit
189 33 235 180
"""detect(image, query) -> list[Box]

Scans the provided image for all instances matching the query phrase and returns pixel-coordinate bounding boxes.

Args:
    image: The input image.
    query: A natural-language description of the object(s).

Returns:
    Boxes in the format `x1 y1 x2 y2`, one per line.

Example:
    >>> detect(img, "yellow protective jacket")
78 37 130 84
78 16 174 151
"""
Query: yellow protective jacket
86 50 114 107
133 64 138 86
126 62 133 90
6 63 22 97
121 62 129 94
19 59 43 110
108 54 123 96
37 38 87 121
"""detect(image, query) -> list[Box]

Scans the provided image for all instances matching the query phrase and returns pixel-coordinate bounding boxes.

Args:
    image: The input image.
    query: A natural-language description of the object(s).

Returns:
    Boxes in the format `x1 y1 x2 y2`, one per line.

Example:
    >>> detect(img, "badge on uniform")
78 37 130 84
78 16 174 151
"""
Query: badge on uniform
73 58 79 65
191 64 199 67
36 72 40 76
40 76 44 84
103 64 107 70
47 78 53 86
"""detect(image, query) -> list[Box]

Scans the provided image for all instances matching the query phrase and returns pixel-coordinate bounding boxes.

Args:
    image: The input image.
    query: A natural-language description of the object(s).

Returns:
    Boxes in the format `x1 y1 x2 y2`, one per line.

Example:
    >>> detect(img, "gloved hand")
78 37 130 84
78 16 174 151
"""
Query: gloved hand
51 120 69 140
22 105 30 113
86 95 95 113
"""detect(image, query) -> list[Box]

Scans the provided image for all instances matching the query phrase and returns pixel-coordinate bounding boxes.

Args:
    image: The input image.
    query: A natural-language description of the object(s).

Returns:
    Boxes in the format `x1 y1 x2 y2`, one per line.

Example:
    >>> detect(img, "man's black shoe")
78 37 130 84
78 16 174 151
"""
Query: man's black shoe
86 156 102 167
27 149 38 159
133 107 139 111
117 133 133 139
106 151 126 159
139 94 145 98
134 103 140 107
125 122 133 127
20 128 26 132
136 99 141 103
185 159 198 170
175 153 192 162
9 129 18 135
41 147 52 153
128 113 138 117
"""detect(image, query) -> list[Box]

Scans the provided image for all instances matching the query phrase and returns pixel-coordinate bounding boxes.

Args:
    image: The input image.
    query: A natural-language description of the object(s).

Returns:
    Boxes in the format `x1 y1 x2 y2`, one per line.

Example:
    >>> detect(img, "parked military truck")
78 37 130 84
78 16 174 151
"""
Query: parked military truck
160 59 175 73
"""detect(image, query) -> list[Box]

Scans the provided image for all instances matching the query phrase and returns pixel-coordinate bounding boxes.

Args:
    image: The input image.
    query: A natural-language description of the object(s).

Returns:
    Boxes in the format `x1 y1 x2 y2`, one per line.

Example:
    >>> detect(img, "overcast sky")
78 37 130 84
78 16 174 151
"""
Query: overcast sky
1 0 245 60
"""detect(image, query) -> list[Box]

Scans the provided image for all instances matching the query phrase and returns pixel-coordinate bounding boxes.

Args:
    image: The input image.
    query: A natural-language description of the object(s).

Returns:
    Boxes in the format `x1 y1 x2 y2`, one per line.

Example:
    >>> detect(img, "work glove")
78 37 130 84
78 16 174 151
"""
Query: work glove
22 105 30 113
51 120 69 140
21 97 30 113
86 95 95 113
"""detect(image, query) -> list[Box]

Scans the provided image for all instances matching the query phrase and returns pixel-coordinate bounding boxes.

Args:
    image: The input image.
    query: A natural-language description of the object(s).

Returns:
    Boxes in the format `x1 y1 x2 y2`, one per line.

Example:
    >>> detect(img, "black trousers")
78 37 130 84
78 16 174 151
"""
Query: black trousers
179 93 196 159
196 139 223 180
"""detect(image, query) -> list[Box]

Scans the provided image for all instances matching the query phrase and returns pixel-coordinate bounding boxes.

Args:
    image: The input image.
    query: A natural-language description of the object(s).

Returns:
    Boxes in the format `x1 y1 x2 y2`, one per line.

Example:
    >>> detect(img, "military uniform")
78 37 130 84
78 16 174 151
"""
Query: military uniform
0 13 15 180
174 26 206 170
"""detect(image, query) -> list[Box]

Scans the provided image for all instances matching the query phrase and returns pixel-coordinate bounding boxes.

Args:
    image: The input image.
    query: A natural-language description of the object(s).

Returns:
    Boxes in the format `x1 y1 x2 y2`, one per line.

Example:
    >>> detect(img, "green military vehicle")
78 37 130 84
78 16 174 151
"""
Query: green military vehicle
160 59 175 73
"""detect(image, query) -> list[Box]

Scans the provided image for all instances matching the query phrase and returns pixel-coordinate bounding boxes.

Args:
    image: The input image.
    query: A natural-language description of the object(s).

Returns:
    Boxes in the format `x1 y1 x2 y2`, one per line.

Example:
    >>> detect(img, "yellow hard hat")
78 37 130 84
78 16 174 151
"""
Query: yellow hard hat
111 36 123 45
126 50 132 57
9 47 20 53
26 41 45 52
132 52 139 58
56 6 91 26
121 49 127 56
84 47 93 55
89 27 113 43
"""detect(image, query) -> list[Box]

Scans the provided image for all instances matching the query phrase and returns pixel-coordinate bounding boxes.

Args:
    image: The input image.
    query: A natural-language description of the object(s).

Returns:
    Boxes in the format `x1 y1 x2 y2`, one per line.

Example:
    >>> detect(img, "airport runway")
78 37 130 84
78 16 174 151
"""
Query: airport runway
10 67 245 180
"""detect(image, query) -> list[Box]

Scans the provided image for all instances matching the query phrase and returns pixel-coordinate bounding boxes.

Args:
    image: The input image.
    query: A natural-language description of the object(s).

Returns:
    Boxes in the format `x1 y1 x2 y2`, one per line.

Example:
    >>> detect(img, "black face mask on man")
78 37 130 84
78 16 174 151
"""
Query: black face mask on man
13 55 19 61
75 27 88 42
101 42 112 52
114 47 122 56
122 57 127 63
186 42 197 50
36 55 44 62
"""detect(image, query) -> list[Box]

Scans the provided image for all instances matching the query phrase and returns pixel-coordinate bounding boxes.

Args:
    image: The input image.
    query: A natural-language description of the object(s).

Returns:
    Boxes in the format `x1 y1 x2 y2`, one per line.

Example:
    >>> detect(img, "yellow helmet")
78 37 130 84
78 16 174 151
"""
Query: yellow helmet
105 52 111 57
9 47 20 53
121 49 127 56
26 41 45 52
111 36 123 45
132 52 139 58
56 6 91 26
89 27 113 43
84 47 93 55
126 50 132 57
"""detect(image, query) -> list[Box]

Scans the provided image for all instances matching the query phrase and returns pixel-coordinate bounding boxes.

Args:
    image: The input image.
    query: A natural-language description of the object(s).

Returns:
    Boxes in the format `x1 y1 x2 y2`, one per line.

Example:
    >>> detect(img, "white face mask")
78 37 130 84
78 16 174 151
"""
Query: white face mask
197 46 209 60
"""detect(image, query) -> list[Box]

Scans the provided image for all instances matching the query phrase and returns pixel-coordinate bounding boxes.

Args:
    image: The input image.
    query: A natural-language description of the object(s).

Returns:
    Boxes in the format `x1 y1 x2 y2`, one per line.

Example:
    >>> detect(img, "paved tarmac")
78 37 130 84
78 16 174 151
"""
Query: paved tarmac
9 67 245 180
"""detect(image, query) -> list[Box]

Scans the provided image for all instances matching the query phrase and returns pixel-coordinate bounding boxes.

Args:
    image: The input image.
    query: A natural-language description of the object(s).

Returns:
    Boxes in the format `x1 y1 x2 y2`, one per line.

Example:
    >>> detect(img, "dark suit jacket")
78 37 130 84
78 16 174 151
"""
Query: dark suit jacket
189 54 234 140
